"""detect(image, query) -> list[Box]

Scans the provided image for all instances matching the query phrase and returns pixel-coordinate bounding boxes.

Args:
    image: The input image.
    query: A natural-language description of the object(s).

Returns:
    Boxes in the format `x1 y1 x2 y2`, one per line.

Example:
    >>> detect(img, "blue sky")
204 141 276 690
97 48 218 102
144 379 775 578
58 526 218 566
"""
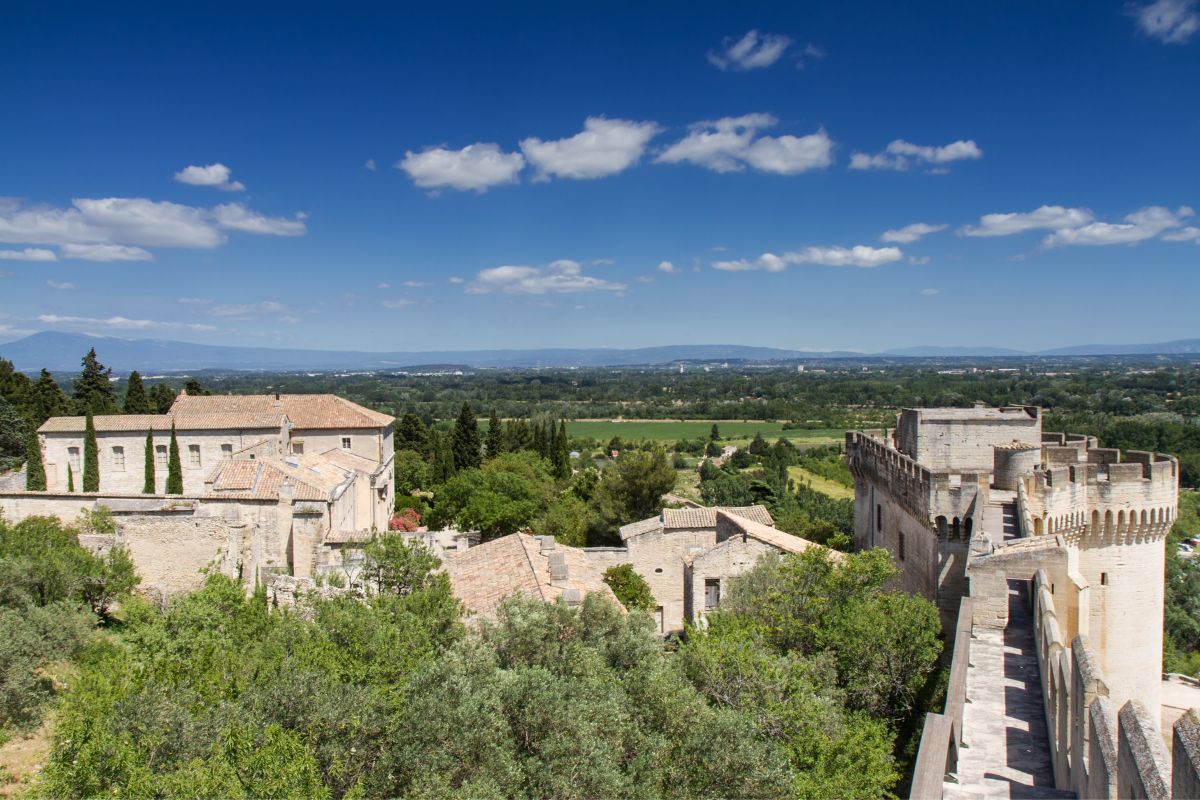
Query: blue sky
1 0 1198 353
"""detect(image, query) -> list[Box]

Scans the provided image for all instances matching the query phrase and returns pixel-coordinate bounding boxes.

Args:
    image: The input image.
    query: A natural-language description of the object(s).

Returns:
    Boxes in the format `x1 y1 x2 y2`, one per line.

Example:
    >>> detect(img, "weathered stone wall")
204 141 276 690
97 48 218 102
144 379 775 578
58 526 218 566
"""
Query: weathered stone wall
115 515 246 595
896 406 1041 472
622 527 716 633
685 535 776 627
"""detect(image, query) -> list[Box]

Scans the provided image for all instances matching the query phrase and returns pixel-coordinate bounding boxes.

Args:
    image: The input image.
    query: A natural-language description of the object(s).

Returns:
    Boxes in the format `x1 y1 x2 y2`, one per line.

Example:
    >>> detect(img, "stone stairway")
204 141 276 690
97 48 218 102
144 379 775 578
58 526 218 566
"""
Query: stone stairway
941 580 1075 800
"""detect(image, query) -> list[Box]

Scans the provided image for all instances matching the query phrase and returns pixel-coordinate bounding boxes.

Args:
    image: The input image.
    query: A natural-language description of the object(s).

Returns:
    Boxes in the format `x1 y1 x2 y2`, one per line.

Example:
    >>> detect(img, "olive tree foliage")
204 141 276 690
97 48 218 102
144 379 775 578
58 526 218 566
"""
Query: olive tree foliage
602 563 656 611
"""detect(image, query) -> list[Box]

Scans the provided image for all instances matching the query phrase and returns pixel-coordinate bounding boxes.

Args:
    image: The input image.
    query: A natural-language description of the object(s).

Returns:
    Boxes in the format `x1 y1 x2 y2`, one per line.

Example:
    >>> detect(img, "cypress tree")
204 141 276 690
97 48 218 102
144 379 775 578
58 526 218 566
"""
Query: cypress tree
67 463 75 492
553 420 571 479
24 427 46 490
123 370 150 414
143 427 156 494
166 422 183 494
451 402 481 471
74 348 117 414
82 411 99 492
485 409 504 460
710 423 720 441
396 412 429 454
28 369 69 427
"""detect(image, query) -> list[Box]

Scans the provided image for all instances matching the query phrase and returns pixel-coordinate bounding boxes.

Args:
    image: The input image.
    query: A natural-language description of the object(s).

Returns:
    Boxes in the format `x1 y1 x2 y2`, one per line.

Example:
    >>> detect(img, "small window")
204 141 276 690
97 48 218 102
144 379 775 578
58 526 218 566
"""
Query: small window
655 606 664 633
68 446 81 471
220 444 233 459
704 579 721 610
341 437 351 450
899 532 906 561
1101 572 1108 586
155 444 167 468
188 444 201 468
111 446 125 471
654 567 664 574
876 504 882 532
292 442 304 455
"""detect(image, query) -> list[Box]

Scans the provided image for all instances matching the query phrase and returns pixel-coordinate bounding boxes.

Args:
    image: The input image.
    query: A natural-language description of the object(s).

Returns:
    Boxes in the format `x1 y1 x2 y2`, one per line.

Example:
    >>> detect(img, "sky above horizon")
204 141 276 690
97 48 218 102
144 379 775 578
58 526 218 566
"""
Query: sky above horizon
2 0 1199 354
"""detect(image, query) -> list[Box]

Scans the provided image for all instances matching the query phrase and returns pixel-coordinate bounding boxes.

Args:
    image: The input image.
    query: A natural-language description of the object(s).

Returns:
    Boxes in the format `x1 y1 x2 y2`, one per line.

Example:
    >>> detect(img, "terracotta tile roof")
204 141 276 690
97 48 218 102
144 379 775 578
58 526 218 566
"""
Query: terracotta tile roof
171 393 394 430
618 516 664 540
203 454 355 502
39 412 285 433
619 505 775 540
716 510 844 560
318 448 384 474
445 533 621 622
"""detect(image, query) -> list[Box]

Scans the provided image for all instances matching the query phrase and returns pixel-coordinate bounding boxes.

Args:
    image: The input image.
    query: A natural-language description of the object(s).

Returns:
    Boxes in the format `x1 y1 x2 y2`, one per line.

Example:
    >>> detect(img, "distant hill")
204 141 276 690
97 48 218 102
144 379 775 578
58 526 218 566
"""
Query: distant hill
2 331 1198 373
0 332 861 372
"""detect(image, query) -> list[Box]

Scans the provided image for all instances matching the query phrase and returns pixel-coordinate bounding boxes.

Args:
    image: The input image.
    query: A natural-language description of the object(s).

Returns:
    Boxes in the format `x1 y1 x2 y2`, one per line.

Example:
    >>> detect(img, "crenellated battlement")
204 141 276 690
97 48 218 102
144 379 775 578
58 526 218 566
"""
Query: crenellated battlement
845 430 933 522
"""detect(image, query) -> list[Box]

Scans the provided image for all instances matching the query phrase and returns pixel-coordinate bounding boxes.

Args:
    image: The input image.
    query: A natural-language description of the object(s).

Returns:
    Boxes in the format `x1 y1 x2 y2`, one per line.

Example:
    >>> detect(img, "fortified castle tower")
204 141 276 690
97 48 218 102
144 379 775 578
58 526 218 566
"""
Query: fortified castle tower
845 405 1178 719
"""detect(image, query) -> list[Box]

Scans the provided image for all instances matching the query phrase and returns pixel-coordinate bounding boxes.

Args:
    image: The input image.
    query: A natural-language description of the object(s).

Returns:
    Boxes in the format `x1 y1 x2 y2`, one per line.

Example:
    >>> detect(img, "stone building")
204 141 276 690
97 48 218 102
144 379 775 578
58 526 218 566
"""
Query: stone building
848 405 1196 798
1 393 395 595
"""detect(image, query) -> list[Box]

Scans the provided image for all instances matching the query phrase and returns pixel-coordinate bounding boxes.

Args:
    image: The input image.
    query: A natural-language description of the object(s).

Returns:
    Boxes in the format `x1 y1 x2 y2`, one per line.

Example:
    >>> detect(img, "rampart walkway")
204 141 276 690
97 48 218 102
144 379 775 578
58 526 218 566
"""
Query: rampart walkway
943 580 1074 799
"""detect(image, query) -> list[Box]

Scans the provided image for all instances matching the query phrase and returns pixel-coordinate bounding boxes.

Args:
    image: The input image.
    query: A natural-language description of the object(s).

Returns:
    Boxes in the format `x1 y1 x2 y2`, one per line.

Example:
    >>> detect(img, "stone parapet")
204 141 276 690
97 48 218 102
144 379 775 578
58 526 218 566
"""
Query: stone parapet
846 430 932 523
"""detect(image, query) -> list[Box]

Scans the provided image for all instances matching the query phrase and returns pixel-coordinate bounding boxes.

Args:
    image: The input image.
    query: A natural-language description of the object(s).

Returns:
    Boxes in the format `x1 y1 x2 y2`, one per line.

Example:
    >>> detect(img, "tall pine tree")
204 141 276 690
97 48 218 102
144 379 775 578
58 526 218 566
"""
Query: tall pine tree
396 412 430 454
24 427 45 490
82 411 100 492
166 422 183 494
74 348 117 414
553 420 571 479
28 369 69 427
143 427 156 494
485 409 504 460
451 402 482 471
123 371 151 414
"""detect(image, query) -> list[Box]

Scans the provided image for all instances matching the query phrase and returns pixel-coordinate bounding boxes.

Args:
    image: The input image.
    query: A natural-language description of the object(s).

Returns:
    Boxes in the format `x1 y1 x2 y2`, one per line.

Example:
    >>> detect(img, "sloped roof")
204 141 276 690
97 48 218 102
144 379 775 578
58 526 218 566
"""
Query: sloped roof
171 393 394 429
318 447 383 474
620 505 775 540
39 412 285 433
204 454 355 502
715 510 844 560
444 533 620 622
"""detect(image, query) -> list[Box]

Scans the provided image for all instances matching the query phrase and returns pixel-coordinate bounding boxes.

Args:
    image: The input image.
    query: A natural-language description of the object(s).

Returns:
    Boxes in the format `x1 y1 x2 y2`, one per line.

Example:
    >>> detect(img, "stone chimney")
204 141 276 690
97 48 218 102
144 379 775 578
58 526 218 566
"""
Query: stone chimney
548 551 568 587
539 535 556 554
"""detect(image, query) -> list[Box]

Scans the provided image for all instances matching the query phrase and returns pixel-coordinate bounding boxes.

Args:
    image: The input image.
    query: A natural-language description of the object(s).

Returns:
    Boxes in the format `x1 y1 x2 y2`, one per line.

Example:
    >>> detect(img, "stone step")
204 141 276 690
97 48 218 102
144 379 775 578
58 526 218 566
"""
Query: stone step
943 777 1075 800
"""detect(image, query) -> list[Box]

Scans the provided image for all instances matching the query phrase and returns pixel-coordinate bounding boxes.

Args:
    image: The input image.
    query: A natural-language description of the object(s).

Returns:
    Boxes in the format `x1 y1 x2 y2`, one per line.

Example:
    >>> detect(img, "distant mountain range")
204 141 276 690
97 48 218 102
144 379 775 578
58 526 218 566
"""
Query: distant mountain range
1 331 1199 373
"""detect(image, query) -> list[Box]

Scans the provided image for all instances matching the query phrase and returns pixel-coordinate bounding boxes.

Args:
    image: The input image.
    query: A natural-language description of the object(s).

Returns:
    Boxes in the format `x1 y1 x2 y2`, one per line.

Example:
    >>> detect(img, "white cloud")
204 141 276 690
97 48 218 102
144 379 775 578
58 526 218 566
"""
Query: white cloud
708 30 792 70
402 280 432 287
921 288 940 295
1133 0 1199 43
382 299 416 309
61 243 154 262
908 255 932 265
209 300 288 317
448 276 464 284
398 143 525 192
173 163 245 191
1043 205 1193 247
177 297 212 305
1163 226 1200 242
467 259 626 295
0 247 57 262
881 223 948 243
657 260 681 274
47 279 75 290
520 117 661 180
713 245 902 272
635 276 654 283
376 282 392 289
212 203 306 236
850 139 982 171
37 314 217 332
365 159 377 172
656 114 832 174
960 205 1095 237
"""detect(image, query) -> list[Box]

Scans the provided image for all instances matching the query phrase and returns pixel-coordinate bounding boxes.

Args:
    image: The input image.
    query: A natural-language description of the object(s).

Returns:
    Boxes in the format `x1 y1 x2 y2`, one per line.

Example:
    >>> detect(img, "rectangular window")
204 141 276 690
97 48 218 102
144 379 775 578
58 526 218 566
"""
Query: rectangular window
341 437 351 450
704 579 721 610
655 606 664 634
68 446 81 471
220 444 233 459
292 442 304 455
155 444 168 469
188 444 201 468
111 446 125 471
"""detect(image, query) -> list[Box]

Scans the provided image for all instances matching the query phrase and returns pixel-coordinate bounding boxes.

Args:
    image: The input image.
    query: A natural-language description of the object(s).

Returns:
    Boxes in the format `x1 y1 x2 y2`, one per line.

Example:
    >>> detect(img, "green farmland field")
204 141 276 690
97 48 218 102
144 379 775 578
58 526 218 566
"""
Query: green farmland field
566 420 843 446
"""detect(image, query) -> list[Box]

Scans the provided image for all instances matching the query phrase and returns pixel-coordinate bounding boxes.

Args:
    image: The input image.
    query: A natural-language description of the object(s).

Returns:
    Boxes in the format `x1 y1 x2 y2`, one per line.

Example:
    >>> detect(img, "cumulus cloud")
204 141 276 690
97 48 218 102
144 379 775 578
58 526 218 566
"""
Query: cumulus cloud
959 205 1095 237
850 139 982 171
656 114 832 174
398 143 525 192
402 280 431 287
1163 226 1200 242
212 203 306 236
365 159 377 172
1132 0 1199 43
382 298 416 309
520 117 661 180
61 243 154 262
713 245 902 272
1043 205 1193 247
881 222 947 243
376 282 392 289
908 255 932 265
708 30 792 70
37 314 218 332
657 260 681 274
448 276 464 284
174 163 245 191
0 247 57 262
467 259 626 295
0 197 306 258
47 279 75 289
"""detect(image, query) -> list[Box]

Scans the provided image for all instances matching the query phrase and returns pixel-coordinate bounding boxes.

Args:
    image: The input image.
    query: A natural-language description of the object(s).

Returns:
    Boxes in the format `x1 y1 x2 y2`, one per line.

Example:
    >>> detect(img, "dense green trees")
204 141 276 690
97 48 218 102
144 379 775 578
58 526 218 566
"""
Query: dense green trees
27 368 69 426
0 397 26 473
451 402 482 471
123 369 150 413
24 426 45 490
73 348 117 414
143 428 156 494
589 449 677 538
602 563 655 611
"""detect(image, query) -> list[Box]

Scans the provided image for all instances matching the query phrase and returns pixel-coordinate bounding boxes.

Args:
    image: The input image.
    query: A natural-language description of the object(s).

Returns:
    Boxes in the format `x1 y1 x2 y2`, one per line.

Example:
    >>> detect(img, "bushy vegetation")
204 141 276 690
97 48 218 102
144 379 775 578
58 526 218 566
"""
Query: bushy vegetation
37 539 939 798
0 513 137 739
